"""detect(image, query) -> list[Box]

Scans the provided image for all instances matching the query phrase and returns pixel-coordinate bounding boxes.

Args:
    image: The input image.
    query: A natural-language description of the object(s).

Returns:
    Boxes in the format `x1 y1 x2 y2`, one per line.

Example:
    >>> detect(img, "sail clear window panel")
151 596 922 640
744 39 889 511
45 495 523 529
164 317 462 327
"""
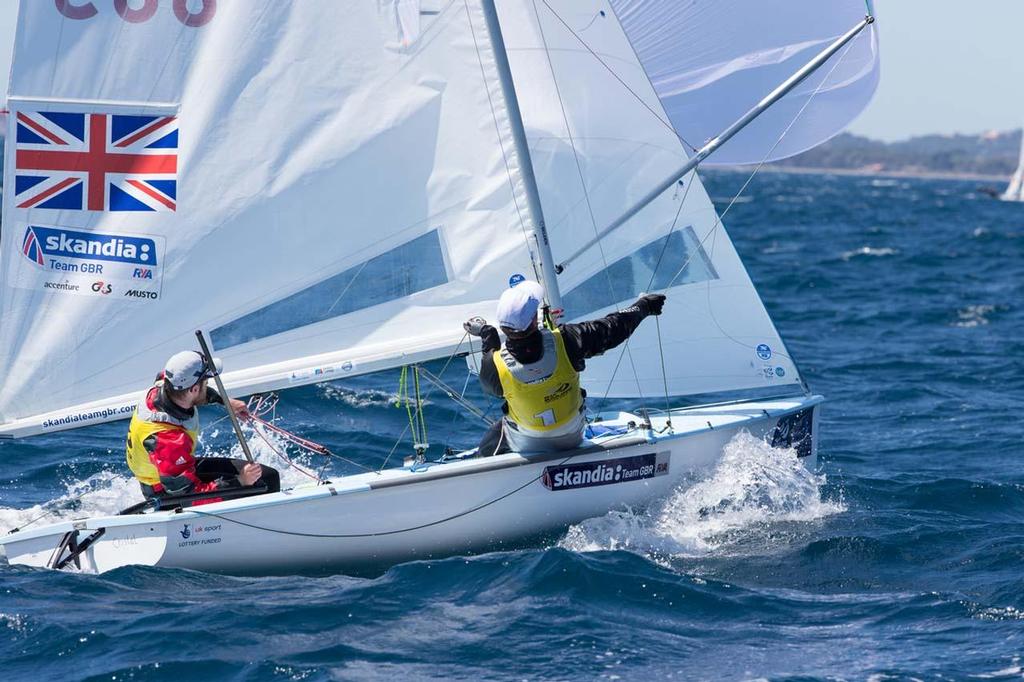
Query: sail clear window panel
562 227 718 318
211 230 449 349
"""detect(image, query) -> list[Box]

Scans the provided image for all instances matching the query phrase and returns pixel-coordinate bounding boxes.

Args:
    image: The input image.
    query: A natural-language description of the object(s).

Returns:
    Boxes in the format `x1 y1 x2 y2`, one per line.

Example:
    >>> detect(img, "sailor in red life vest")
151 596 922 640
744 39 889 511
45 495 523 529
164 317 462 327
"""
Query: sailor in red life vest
464 280 665 456
125 350 280 500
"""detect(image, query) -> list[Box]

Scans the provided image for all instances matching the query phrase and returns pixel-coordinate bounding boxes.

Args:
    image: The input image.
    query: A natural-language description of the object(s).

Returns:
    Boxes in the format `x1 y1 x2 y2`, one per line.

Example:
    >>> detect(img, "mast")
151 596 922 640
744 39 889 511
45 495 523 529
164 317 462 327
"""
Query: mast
557 14 875 273
480 0 563 311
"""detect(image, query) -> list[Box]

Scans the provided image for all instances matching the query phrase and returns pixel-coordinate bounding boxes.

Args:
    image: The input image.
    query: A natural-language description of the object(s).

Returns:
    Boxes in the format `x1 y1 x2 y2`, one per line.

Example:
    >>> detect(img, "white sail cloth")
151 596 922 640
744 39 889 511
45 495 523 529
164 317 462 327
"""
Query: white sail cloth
0 0 878 437
499 1 805 398
609 0 880 164
1002 129 1024 201
0 1 537 436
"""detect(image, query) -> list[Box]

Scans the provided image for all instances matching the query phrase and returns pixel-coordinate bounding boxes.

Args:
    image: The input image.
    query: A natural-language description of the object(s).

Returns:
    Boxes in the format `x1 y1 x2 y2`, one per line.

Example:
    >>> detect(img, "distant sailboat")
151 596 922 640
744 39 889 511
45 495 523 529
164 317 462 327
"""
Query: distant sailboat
1001 129 1024 201
0 0 879 574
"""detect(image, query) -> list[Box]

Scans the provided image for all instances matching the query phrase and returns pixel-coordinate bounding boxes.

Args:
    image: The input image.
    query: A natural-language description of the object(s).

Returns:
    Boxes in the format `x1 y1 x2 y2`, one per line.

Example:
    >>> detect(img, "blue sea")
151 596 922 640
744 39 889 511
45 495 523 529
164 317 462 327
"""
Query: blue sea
2 170 1022 680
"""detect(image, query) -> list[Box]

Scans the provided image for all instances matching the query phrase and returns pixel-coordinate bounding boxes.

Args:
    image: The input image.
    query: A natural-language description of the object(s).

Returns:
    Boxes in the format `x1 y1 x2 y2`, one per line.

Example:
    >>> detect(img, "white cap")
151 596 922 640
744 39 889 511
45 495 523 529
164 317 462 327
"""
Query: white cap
496 279 544 332
163 351 223 390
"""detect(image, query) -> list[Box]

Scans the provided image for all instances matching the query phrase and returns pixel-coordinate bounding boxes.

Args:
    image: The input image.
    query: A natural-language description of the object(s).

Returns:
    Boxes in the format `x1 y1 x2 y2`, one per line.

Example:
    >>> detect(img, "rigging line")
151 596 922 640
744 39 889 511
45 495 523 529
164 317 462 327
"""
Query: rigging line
538 0 698 153
463 0 540 282
593 175 694 413
248 414 376 473
377 332 471 472
596 26 861 401
184 452 579 539
664 32 860 296
397 366 421 449
414 363 428 447
655 301 672 428
530 0 645 405
695 36 861 359
417 365 493 424
249 421 323 482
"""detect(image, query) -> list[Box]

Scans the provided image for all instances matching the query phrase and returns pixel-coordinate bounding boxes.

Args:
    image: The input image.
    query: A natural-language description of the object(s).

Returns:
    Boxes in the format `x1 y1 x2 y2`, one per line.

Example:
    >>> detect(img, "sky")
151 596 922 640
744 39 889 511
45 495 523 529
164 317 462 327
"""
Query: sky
848 0 1024 141
0 1 1021 142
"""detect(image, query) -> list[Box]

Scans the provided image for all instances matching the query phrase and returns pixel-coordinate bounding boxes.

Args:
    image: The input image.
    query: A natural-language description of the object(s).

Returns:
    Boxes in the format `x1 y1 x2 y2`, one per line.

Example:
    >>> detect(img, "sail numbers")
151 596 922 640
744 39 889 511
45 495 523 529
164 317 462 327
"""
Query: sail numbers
54 0 216 27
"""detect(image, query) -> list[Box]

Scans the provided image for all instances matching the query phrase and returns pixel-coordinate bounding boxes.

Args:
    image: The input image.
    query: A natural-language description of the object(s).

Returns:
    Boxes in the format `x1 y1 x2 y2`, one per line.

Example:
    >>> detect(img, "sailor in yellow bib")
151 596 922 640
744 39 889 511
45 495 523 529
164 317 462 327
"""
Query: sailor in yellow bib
465 280 665 455
125 350 280 501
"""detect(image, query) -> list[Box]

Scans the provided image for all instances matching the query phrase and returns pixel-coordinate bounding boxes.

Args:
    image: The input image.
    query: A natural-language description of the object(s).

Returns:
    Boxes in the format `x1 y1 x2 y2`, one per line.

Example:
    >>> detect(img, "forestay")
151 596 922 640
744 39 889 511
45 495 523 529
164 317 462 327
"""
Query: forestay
609 0 880 165
499 1 808 398
0 1 538 437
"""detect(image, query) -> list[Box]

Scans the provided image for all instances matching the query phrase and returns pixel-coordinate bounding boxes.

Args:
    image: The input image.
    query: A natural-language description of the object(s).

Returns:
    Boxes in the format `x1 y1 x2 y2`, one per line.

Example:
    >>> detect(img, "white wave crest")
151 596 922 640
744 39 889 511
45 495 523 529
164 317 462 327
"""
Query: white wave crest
0 427 321 536
560 431 843 561
318 384 411 409
840 246 898 261
953 304 996 328
0 470 142 534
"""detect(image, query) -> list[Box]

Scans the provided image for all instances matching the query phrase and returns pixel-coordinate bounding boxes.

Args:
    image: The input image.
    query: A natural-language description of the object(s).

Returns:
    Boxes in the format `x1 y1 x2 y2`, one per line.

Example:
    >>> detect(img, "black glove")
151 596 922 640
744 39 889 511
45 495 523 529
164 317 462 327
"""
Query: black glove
463 316 488 337
638 293 666 316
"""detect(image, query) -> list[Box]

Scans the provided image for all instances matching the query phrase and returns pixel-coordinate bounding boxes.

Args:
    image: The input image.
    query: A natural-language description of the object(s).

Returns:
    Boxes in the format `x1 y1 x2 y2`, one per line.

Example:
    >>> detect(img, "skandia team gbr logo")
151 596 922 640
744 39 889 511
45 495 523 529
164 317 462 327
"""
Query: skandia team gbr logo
20 226 158 267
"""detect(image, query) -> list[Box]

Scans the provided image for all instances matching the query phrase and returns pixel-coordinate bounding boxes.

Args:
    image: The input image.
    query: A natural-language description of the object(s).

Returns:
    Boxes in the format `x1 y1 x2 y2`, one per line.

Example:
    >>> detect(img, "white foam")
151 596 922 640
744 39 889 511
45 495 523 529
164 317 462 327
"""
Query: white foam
318 384 417 409
840 246 898 261
0 470 142 533
969 656 1023 679
954 304 996 328
560 431 843 563
0 424 323 535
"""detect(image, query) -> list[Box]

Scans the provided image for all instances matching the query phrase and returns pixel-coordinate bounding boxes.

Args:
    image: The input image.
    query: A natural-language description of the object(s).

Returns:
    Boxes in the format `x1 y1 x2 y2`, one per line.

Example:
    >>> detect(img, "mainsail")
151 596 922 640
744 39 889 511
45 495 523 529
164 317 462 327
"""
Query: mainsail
0 0 880 438
0 1 538 437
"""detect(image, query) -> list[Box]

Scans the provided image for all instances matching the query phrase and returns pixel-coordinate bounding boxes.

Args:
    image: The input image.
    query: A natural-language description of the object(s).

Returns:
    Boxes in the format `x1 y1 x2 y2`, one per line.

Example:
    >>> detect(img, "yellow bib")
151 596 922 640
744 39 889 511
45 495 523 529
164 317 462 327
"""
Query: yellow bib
494 328 582 433
125 386 200 486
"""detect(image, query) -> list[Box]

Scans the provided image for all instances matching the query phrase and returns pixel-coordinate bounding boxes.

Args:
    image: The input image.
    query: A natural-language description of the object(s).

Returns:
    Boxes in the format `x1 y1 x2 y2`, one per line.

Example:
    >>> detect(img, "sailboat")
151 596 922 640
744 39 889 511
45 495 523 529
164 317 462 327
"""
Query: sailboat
0 0 879 574
1001 128 1024 201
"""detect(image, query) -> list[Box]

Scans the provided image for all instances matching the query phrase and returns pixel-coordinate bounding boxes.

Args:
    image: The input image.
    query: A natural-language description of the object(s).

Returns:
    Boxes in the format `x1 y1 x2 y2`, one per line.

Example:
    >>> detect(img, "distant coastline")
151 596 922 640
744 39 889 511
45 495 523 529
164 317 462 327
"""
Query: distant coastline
747 130 1022 181
708 164 1009 183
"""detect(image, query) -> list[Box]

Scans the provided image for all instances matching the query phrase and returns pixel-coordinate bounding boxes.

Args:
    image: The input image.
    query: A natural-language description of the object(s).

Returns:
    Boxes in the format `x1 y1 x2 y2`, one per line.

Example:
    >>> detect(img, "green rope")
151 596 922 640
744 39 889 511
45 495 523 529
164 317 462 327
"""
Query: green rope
395 365 428 455
413 364 428 449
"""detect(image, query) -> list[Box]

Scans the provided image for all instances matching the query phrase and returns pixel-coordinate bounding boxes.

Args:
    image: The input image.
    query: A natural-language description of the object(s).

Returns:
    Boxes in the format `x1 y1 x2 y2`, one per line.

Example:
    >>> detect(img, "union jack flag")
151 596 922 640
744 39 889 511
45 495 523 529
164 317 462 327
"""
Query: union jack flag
14 111 178 212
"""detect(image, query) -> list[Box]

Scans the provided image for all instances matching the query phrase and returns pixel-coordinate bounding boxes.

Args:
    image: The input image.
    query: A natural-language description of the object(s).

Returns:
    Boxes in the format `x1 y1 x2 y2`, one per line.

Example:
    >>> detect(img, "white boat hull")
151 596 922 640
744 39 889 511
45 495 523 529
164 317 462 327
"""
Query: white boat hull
0 396 821 575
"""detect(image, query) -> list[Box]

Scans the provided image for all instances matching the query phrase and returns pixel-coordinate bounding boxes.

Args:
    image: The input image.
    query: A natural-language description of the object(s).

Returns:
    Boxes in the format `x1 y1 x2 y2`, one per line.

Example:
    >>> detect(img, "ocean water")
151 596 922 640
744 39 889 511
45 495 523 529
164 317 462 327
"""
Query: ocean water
1 170 1022 680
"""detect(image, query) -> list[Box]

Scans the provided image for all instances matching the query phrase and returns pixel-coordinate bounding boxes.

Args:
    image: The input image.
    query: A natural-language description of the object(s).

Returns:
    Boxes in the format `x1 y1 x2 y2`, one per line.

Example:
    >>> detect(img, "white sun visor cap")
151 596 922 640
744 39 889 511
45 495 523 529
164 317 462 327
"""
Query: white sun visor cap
163 351 223 390
496 280 545 332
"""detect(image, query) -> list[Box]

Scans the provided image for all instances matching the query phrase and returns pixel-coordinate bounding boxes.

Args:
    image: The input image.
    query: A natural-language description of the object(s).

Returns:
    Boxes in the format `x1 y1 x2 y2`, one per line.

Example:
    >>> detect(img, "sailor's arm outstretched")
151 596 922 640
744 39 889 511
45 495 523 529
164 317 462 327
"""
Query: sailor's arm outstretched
465 280 665 456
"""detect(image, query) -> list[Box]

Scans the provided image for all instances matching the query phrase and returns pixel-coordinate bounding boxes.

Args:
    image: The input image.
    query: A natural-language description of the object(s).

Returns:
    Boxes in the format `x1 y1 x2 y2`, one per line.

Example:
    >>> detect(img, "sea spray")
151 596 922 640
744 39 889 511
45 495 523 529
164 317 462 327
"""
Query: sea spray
0 470 140 534
0 424 315 535
561 431 843 562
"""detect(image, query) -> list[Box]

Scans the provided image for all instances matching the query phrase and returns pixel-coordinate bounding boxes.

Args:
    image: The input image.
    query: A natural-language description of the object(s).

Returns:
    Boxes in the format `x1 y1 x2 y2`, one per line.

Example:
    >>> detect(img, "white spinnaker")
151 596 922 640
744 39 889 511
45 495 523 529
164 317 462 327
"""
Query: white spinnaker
608 0 880 165
0 1 537 437
500 1 804 398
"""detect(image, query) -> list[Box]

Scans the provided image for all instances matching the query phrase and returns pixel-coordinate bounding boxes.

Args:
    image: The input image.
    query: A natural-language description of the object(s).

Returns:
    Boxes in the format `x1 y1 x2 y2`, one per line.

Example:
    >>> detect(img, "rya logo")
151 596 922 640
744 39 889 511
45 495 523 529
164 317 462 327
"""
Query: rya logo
132 268 153 279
